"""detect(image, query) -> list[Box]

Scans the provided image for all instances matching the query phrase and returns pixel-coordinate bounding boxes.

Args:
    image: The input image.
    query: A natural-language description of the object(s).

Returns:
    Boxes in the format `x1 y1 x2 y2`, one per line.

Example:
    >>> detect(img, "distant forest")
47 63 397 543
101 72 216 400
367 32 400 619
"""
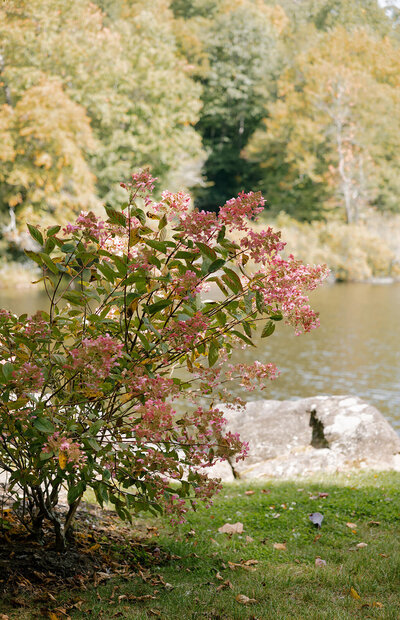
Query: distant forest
1 0 400 258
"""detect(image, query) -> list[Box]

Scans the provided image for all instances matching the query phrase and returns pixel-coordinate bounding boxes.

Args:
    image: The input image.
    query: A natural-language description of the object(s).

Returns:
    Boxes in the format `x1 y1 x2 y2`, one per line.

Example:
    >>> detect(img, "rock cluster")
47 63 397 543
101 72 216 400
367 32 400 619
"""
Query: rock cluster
211 396 400 481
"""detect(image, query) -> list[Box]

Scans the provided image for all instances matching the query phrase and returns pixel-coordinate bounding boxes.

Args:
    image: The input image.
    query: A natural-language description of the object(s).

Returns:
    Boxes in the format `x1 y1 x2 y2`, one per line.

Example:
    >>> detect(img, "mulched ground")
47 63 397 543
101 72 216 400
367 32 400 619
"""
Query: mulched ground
0 502 172 617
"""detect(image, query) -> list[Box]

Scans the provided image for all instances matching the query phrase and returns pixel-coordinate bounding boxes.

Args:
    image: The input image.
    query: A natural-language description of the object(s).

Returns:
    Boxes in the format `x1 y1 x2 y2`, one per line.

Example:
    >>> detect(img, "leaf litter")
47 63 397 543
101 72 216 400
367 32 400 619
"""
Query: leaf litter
0 502 174 616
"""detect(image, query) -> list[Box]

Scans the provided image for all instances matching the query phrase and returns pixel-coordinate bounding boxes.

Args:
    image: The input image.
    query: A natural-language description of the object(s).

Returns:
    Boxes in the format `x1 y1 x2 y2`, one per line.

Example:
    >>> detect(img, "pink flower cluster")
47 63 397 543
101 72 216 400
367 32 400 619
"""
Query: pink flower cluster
226 361 279 391
153 190 191 216
12 361 44 394
178 210 221 243
219 191 265 231
42 432 86 468
171 270 203 299
63 211 107 244
240 228 286 264
122 369 179 402
23 313 50 340
163 312 210 352
64 334 123 389
253 255 329 333
120 168 156 197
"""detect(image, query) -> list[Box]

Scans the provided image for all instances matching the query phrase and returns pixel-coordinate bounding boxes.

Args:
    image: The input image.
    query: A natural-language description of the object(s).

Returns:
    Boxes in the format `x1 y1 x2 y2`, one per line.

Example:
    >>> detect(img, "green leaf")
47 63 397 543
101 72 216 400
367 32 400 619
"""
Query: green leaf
270 311 283 321
221 274 240 294
231 330 256 347
105 205 127 227
67 480 86 504
27 224 43 246
256 291 265 313
47 225 61 237
217 226 226 243
112 255 127 276
97 262 117 283
39 450 53 461
208 341 219 367
222 267 242 291
207 258 225 274
44 237 56 254
145 299 173 315
33 418 55 434
133 208 146 225
63 291 86 306
24 250 42 265
216 311 227 327
1 362 14 382
195 242 217 261
158 214 167 230
261 320 275 338
39 252 59 275
145 239 168 253
243 321 252 338
61 242 76 253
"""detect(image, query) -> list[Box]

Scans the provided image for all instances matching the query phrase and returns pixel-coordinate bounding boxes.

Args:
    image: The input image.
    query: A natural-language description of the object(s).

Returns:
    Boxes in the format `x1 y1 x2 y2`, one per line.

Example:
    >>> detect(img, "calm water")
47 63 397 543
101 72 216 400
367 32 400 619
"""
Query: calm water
0 283 399 430
231 282 400 432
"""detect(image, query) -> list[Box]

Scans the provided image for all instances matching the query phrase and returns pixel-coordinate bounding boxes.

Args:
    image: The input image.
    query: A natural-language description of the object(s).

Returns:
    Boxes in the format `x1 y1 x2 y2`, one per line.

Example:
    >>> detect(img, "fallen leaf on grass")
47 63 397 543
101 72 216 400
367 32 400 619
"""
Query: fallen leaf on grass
350 587 361 600
218 522 243 535
346 522 357 529
215 571 224 581
318 492 329 498
47 613 65 620
246 535 254 543
244 490 255 496
235 594 257 605
148 610 161 617
261 489 271 494
315 557 326 567
379 553 389 557
228 559 258 572
367 521 380 526
356 542 368 548
273 543 287 551
373 602 384 608
216 580 233 592
309 513 324 528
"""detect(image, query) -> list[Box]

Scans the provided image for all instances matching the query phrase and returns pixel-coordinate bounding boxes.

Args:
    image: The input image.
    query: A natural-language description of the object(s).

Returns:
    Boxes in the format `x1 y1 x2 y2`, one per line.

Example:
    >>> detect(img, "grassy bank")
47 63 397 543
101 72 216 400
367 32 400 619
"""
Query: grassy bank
2 471 400 619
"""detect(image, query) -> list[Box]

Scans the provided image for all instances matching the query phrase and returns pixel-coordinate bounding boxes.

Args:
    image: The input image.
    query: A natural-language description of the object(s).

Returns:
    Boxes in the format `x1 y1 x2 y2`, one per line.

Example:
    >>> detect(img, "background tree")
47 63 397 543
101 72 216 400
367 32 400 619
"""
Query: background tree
0 0 203 241
247 26 400 222
172 0 282 211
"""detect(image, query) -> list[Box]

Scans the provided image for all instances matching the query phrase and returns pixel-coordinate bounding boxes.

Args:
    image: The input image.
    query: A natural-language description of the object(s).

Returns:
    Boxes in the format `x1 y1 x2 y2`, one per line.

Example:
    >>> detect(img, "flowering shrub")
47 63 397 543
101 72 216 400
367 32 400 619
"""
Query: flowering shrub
0 170 328 550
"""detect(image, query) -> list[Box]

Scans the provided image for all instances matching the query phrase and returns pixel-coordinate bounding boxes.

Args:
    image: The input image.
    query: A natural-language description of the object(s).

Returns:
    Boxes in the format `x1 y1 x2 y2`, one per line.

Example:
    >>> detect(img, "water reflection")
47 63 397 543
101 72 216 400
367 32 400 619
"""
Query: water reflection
0 283 399 431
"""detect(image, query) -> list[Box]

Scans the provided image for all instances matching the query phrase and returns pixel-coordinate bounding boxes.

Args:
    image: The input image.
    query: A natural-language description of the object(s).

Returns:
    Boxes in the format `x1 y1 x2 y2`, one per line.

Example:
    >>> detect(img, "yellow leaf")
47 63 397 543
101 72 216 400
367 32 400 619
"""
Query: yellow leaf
350 587 361 600
129 229 142 246
373 602 384 608
120 393 133 404
273 542 287 551
58 451 68 470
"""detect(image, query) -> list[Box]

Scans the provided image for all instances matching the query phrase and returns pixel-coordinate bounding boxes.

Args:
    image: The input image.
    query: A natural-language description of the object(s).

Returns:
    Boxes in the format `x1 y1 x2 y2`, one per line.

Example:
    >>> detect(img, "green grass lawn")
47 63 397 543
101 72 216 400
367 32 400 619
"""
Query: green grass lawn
2 471 400 619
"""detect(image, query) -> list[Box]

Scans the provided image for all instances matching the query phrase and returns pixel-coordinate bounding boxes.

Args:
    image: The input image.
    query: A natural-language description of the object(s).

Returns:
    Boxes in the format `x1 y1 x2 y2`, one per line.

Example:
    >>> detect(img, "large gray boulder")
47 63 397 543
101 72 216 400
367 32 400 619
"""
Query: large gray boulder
211 396 400 480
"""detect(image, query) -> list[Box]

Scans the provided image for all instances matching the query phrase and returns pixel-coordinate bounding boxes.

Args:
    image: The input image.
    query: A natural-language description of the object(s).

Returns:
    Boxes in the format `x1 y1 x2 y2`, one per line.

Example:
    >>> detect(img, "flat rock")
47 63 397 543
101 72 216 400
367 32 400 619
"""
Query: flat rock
210 396 400 481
